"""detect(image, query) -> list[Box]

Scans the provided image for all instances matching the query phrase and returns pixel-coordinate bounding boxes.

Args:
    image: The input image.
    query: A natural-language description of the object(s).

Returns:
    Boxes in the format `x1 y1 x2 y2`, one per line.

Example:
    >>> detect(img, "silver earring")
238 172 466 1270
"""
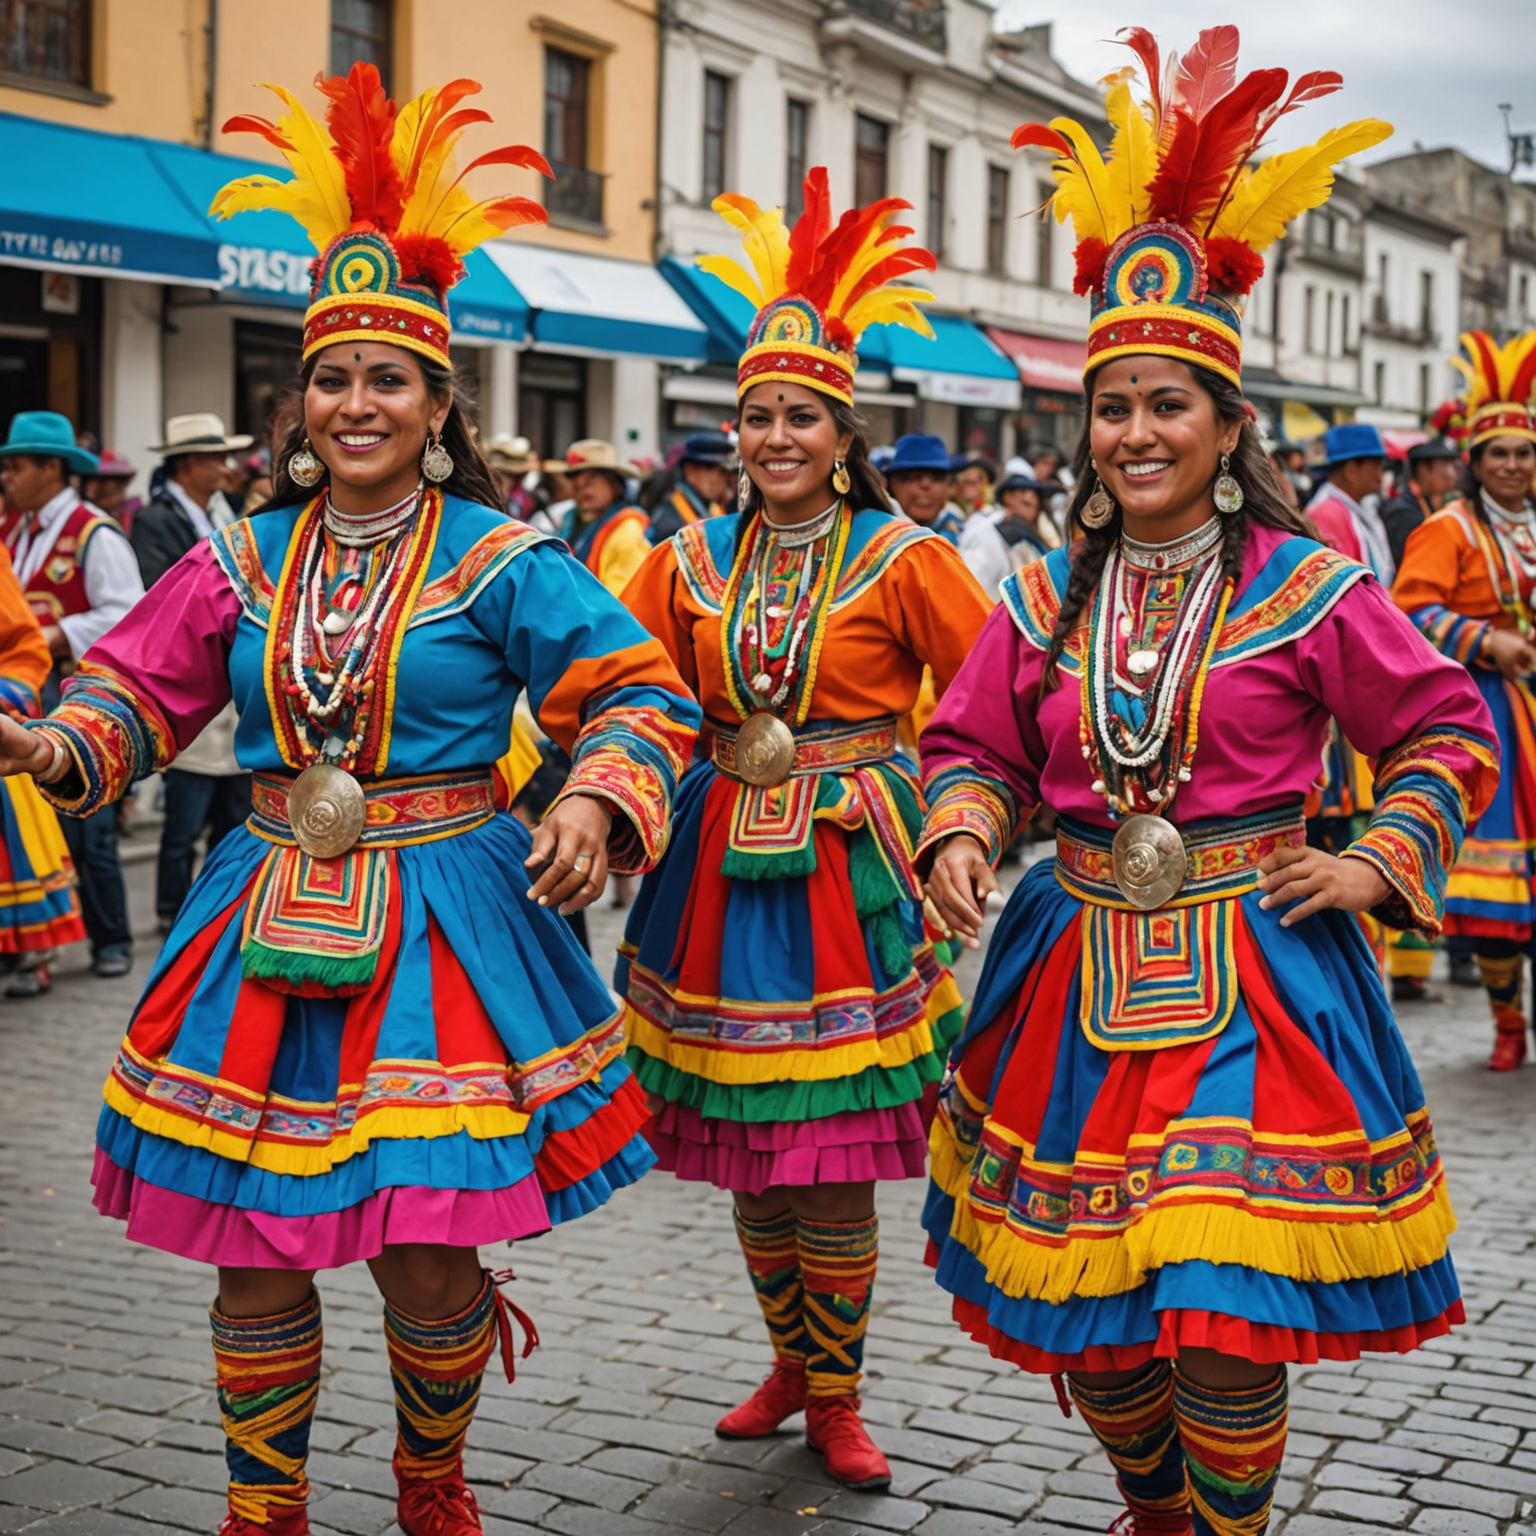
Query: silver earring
421 432 454 484
1213 452 1244 515
737 464 752 508
288 438 324 488
1079 463 1116 530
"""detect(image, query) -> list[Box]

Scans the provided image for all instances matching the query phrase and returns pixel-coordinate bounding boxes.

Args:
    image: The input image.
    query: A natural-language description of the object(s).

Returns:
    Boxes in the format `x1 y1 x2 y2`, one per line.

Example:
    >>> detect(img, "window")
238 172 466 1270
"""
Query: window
1325 290 1335 356
927 144 948 260
785 100 810 223
1374 360 1386 404
544 48 602 226
1419 362 1431 416
330 0 392 90
1341 293 1351 352
1375 251 1390 323
1036 185 1054 288
1419 269 1434 335
1303 286 1316 353
1521 272 1531 316
854 115 889 206
986 165 1010 275
702 71 731 203
1 0 91 87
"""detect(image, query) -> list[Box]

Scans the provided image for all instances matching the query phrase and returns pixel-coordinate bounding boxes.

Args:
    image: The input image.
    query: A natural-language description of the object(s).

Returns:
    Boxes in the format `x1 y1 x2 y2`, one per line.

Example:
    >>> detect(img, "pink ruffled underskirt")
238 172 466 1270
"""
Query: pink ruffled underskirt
647 1103 928 1194
91 1150 553 1270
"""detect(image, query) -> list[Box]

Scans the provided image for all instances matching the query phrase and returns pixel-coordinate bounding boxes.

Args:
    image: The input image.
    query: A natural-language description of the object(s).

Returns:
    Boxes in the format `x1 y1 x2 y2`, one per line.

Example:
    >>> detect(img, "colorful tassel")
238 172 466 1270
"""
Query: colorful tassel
210 1289 322 1529
798 1214 879 1398
1069 1362 1191 1532
735 1208 810 1363
1174 1369 1288 1536
384 1273 497 1486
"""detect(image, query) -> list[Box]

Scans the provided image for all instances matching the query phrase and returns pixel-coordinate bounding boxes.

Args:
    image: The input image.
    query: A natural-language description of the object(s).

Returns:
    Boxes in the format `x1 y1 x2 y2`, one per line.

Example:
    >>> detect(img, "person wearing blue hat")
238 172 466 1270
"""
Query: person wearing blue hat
958 472 1061 601
0 410 144 979
649 431 732 542
1381 437 1464 570
887 434 965 545
1306 420 1393 580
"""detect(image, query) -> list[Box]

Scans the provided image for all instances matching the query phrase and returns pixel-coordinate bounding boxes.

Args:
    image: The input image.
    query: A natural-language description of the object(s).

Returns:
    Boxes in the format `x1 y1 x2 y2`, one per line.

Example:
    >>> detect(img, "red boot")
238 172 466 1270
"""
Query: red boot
397 1472 483 1536
1109 1510 1194 1535
218 1511 310 1536
805 1395 892 1492
716 1360 807 1438
1490 1022 1527 1071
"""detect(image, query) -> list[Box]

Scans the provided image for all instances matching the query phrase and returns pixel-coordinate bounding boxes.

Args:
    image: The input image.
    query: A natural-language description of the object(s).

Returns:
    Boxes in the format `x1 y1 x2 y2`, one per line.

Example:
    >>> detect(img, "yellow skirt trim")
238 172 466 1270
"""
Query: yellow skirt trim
101 1074 531 1178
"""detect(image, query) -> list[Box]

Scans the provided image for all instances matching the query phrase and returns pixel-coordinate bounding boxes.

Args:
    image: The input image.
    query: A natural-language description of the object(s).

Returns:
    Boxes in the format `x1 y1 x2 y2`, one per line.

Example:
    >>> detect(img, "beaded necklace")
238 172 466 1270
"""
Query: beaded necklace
720 502 851 726
1081 523 1232 816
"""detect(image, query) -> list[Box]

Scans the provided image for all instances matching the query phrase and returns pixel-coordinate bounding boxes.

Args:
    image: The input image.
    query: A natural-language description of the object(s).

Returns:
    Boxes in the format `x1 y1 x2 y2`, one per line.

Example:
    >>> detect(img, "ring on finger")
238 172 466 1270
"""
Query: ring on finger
573 853 592 871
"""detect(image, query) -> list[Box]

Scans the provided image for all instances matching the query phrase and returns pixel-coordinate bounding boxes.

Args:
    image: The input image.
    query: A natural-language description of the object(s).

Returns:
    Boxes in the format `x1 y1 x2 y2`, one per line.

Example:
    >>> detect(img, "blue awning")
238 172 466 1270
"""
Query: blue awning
0 111 222 286
660 259 1021 407
152 141 529 341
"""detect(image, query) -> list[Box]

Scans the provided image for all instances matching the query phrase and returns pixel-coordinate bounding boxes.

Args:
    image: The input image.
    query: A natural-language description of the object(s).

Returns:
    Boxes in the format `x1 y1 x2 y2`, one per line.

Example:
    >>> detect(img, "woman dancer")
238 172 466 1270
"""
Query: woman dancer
919 31 1495 1536
0 67 698 1536
1393 330 1536 1068
619 171 992 1492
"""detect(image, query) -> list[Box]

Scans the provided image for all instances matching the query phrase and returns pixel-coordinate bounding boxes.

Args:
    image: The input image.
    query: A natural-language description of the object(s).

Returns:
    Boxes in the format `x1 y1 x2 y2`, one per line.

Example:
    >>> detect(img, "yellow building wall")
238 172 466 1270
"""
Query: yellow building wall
0 0 656 264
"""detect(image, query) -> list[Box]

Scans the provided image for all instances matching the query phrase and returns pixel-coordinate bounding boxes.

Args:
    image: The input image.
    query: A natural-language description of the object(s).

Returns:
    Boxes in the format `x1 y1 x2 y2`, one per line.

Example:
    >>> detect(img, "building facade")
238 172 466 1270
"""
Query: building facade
0 0 682 492
656 5 1103 457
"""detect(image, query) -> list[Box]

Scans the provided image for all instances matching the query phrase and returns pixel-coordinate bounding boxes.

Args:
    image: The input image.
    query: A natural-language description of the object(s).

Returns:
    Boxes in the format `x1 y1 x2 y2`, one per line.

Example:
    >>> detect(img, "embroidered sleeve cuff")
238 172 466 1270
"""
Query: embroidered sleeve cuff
1410 604 1492 667
0 677 39 722
914 771 1019 871
30 665 176 815
553 702 696 875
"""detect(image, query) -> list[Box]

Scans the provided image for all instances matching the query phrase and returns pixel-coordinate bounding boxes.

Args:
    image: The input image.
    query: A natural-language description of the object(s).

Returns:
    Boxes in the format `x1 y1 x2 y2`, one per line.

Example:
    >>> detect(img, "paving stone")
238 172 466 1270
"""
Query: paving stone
920 1473 1036 1518
1029 1494 1128 1530
114 1483 229 1531
1408 1477 1518 1518
0 1459 146 1510
1309 1488 1416 1524
523 1460 650 1511
1409 1510 1503 1536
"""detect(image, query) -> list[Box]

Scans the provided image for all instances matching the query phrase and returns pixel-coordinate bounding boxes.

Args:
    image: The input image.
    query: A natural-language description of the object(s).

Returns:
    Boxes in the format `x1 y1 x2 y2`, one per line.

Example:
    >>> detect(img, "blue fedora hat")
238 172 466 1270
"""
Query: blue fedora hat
997 472 1048 497
1322 421 1386 466
888 433 952 474
679 431 732 467
0 412 97 475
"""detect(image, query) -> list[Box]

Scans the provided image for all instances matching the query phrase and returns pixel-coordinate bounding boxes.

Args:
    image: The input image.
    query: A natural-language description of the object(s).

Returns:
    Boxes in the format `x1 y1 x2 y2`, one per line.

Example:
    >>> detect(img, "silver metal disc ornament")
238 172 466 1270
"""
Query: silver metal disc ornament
735 712 797 788
288 763 368 859
1110 813 1188 910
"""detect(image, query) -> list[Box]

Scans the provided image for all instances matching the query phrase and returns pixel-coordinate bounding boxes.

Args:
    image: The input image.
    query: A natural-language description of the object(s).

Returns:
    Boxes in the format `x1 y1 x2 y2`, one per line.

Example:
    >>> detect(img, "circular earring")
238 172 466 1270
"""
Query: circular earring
832 459 852 497
1213 452 1244 515
737 464 752 508
421 432 454 484
1079 462 1117 530
288 438 324 488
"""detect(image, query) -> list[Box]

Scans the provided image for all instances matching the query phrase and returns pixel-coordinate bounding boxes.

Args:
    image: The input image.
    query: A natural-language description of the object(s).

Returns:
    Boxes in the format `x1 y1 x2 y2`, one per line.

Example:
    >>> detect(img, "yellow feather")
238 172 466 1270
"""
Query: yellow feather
1210 119 1393 251
710 196 791 302
1103 73 1157 231
829 217 903 315
392 86 479 248
210 175 338 252
696 253 765 309
1495 331 1536 402
844 286 936 338
1047 117 1114 248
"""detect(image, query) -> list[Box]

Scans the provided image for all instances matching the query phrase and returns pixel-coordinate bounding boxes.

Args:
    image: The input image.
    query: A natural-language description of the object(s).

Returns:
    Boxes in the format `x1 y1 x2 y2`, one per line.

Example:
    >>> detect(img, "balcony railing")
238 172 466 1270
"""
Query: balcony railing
546 161 606 230
837 0 946 51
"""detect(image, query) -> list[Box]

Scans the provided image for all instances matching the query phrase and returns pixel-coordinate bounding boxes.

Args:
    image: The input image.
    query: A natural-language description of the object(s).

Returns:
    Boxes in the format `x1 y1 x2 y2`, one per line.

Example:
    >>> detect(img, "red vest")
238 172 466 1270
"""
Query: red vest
0 501 117 625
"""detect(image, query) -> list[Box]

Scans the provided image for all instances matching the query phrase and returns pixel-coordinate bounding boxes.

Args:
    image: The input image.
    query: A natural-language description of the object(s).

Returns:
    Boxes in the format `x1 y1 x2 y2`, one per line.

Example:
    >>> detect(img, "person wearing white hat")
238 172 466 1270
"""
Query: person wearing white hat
132 414 253 589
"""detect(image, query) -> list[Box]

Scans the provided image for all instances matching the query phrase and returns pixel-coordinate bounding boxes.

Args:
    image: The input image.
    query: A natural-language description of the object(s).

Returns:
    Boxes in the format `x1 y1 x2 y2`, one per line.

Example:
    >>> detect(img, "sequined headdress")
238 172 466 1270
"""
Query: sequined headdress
1448 331 1536 447
211 65 550 369
1014 27 1391 387
699 168 937 406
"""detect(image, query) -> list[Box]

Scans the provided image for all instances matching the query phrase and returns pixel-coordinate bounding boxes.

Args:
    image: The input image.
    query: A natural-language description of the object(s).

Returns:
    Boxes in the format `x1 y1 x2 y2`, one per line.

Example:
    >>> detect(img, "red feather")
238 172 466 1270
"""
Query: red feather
802 199 912 309
459 145 554 180
396 79 484 196
1146 68 1288 229
1011 122 1073 156
220 113 289 151
1169 26 1241 122
1204 237 1265 295
842 248 936 309
316 63 403 231
1073 237 1109 296
1511 345 1536 413
392 233 462 293
1116 27 1165 140
786 168 832 292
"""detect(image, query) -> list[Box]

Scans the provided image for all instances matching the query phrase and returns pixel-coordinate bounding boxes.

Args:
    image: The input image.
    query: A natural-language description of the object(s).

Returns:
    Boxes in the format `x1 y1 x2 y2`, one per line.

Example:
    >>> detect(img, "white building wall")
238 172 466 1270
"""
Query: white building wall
100 280 164 503
162 297 236 426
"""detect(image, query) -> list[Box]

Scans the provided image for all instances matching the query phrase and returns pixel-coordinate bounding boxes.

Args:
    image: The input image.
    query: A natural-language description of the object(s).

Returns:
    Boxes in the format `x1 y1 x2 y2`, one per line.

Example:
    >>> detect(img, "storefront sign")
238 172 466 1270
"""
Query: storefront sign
0 228 123 269
217 243 311 303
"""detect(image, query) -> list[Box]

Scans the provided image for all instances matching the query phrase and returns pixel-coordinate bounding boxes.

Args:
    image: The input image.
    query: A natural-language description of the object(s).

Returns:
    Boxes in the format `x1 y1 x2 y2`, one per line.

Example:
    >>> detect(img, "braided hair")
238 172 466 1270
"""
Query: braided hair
1039 362 1314 693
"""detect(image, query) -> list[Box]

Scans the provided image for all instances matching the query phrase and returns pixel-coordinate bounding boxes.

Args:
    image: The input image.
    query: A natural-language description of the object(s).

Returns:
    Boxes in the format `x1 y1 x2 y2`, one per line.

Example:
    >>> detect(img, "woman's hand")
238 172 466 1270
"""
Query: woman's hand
0 716 54 780
1482 627 1536 680
524 793 613 914
926 834 1000 949
1256 846 1390 927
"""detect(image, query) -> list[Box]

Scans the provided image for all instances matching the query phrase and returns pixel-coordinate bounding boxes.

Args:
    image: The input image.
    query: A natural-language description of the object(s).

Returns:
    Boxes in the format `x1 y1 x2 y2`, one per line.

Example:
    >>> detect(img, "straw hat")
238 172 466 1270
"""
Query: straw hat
150 413 253 456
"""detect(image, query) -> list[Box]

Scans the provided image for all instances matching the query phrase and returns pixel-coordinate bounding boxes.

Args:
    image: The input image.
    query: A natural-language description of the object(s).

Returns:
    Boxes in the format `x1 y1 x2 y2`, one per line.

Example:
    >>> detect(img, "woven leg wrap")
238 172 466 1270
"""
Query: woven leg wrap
210 1289 322 1528
1478 951 1524 1028
734 1208 809 1364
384 1272 497 1486
1069 1361 1190 1529
1174 1369 1288 1536
797 1215 878 1399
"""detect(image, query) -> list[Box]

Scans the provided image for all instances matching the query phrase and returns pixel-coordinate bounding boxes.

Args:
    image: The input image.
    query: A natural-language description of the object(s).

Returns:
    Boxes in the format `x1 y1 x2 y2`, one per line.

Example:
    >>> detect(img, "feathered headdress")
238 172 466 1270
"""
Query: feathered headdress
211 64 550 368
699 167 936 406
1013 26 1391 386
1449 330 1536 447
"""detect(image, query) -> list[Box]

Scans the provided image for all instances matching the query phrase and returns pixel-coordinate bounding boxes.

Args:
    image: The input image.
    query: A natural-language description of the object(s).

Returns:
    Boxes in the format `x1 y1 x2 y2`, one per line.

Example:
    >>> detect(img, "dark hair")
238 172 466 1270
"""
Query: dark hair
265 347 503 512
1040 360 1315 692
1459 436 1536 517
736 390 893 517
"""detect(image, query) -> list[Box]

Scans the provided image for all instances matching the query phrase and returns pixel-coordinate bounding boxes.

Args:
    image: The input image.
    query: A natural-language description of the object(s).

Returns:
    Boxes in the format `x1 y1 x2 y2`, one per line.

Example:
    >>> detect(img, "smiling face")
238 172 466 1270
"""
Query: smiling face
1088 356 1241 540
305 341 448 510
1475 435 1536 511
737 381 853 522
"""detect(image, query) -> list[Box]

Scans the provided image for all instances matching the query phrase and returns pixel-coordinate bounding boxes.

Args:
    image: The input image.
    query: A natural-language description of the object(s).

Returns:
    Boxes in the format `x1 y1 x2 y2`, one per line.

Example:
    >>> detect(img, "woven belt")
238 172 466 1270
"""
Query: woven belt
1054 805 1307 910
709 714 899 780
249 768 497 849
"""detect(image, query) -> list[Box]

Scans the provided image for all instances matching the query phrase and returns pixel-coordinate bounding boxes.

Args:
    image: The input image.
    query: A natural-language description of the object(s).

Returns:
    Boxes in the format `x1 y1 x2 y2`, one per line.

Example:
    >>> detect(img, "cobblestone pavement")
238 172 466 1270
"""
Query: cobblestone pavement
2 855 1536 1536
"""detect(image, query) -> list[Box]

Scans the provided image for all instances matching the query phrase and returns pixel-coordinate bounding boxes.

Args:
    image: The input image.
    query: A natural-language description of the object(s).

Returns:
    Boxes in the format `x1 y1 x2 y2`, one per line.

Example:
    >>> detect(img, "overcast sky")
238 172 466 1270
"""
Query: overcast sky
992 1 1536 172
